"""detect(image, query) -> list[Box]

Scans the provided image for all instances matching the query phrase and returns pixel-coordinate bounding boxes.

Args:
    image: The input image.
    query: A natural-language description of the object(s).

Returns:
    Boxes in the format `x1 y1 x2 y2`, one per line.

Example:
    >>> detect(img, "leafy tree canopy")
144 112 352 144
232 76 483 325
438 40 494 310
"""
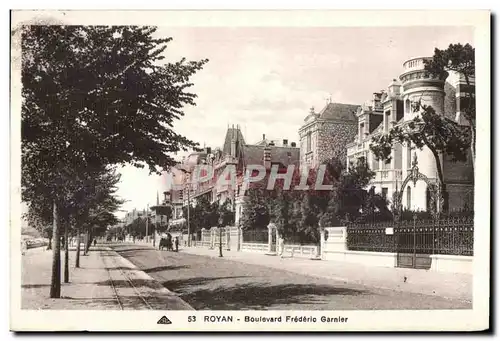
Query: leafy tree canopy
22 25 208 177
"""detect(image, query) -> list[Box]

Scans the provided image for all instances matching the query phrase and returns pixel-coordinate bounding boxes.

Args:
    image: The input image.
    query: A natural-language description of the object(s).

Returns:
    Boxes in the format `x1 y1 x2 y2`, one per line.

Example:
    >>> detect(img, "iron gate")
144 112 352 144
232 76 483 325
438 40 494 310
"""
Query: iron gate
395 223 434 269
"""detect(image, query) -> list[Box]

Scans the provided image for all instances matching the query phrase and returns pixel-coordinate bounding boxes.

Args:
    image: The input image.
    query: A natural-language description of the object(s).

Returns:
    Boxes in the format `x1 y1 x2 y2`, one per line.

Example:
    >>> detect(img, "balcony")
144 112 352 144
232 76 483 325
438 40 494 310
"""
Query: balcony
347 141 369 156
374 169 403 182
402 57 430 72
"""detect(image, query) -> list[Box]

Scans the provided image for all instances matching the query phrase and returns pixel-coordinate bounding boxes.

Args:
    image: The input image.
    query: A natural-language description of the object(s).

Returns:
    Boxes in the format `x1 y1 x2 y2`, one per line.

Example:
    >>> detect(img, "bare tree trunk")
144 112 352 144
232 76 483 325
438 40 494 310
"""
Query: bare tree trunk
85 229 92 254
427 144 448 211
83 230 88 256
50 201 61 298
75 227 81 268
64 225 69 283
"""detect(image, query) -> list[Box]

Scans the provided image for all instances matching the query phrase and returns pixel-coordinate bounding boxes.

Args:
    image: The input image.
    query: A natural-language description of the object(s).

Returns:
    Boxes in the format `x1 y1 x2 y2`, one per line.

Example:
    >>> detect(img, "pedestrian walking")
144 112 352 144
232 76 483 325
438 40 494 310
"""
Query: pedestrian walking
175 236 179 252
93 239 97 247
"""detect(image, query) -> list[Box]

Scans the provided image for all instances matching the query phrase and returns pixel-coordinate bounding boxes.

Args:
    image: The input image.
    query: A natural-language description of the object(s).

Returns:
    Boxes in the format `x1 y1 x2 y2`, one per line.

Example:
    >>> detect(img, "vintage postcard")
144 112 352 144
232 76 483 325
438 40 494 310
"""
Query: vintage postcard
10 9 490 332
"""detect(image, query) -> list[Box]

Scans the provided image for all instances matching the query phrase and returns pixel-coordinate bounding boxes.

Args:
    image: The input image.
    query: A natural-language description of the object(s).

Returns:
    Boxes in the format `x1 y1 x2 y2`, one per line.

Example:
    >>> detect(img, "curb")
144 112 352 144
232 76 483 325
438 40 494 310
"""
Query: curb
180 248 472 303
105 248 195 310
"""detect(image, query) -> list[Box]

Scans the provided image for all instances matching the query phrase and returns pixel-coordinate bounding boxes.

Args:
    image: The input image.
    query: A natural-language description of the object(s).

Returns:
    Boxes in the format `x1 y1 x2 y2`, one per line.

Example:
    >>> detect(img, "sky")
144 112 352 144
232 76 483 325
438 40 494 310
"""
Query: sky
115 26 474 218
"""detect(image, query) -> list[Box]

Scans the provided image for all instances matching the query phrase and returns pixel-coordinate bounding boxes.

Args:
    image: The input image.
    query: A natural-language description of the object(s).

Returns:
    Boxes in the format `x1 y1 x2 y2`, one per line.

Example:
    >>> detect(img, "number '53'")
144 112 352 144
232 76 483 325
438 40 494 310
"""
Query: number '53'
188 316 196 322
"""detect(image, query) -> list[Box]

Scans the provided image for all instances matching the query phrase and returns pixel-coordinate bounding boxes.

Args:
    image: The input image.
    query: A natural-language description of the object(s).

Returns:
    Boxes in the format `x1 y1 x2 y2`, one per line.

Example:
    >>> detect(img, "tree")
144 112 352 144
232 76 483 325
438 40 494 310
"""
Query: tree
25 203 53 249
154 205 173 235
126 217 150 239
218 198 235 227
21 25 208 298
424 43 475 168
106 225 125 241
370 105 471 189
239 188 271 231
319 158 388 225
369 43 475 211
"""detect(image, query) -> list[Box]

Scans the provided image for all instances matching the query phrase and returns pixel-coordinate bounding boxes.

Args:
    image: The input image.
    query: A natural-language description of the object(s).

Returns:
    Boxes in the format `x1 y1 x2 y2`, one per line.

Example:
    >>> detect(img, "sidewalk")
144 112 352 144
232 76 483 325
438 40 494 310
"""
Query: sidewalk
180 246 472 302
21 246 193 310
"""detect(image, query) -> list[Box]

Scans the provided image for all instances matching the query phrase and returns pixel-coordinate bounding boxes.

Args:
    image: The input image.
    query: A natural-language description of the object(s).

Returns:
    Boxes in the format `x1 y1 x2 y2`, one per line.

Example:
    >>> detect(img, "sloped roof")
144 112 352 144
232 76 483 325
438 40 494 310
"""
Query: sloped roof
240 145 300 167
222 127 246 155
318 102 360 122
270 147 300 166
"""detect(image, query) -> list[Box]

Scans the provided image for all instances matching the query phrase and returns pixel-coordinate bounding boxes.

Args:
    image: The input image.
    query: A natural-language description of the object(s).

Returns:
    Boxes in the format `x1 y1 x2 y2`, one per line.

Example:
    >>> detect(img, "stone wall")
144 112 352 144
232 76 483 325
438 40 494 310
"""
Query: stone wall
317 121 358 166
282 244 319 259
241 243 268 253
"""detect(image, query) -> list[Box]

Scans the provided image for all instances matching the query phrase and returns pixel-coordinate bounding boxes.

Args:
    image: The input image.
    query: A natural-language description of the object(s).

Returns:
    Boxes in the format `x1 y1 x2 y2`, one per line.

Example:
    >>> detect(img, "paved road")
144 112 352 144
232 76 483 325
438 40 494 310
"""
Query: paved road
111 244 471 311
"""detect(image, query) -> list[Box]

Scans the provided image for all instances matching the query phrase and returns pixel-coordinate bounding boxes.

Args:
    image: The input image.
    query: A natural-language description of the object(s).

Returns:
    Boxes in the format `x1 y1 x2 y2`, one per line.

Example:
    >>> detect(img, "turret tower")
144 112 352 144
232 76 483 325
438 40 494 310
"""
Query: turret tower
399 57 448 210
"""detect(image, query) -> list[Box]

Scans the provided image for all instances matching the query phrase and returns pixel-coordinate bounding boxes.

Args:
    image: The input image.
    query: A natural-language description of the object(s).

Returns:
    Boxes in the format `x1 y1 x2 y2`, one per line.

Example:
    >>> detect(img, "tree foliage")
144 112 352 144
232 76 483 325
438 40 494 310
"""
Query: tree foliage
239 188 271 231
424 43 475 168
218 198 236 227
154 205 173 234
125 217 151 238
21 25 208 298
369 42 475 190
239 157 386 243
22 25 208 175
370 101 471 187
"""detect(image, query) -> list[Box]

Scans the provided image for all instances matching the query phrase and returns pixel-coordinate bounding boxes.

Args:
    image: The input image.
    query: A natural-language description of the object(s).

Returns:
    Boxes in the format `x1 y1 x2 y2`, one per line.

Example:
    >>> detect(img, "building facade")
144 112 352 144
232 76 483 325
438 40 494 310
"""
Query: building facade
165 125 301 230
298 102 360 174
346 56 474 212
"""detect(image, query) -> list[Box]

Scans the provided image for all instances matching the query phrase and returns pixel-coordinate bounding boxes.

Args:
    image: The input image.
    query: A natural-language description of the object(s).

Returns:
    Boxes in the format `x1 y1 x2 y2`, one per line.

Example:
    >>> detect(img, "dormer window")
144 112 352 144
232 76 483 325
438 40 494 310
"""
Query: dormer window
359 123 365 139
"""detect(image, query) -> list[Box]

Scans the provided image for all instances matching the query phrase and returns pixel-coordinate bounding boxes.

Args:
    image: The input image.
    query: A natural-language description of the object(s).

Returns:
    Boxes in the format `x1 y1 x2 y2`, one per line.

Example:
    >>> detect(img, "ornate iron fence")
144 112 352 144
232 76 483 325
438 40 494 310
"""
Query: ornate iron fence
347 216 474 256
242 229 268 244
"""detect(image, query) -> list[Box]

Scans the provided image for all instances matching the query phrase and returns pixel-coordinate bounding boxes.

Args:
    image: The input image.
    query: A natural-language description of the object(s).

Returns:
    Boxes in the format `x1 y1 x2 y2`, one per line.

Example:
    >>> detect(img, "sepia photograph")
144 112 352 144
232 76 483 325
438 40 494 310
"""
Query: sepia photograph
10 9 490 332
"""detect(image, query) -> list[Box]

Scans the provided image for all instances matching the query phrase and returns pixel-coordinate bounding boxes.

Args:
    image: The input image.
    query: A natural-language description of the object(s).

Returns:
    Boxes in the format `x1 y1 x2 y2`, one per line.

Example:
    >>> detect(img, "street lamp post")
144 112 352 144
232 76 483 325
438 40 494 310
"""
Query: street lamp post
187 187 191 247
218 218 223 257
179 168 192 247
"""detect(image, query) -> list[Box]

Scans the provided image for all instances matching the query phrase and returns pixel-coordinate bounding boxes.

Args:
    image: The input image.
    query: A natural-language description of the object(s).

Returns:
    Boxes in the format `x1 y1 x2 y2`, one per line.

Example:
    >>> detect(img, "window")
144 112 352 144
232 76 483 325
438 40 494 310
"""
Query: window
383 155 391 170
384 111 390 132
406 186 412 209
306 132 312 152
381 187 388 199
372 155 379 170
405 99 411 114
359 123 365 138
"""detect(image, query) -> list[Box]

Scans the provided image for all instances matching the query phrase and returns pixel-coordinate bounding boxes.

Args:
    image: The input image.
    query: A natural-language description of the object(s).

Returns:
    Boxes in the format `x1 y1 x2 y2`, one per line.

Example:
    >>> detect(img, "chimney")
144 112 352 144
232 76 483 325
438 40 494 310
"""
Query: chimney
263 145 272 169
388 79 401 95
262 134 266 141
282 139 288 147
230 141 236 157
